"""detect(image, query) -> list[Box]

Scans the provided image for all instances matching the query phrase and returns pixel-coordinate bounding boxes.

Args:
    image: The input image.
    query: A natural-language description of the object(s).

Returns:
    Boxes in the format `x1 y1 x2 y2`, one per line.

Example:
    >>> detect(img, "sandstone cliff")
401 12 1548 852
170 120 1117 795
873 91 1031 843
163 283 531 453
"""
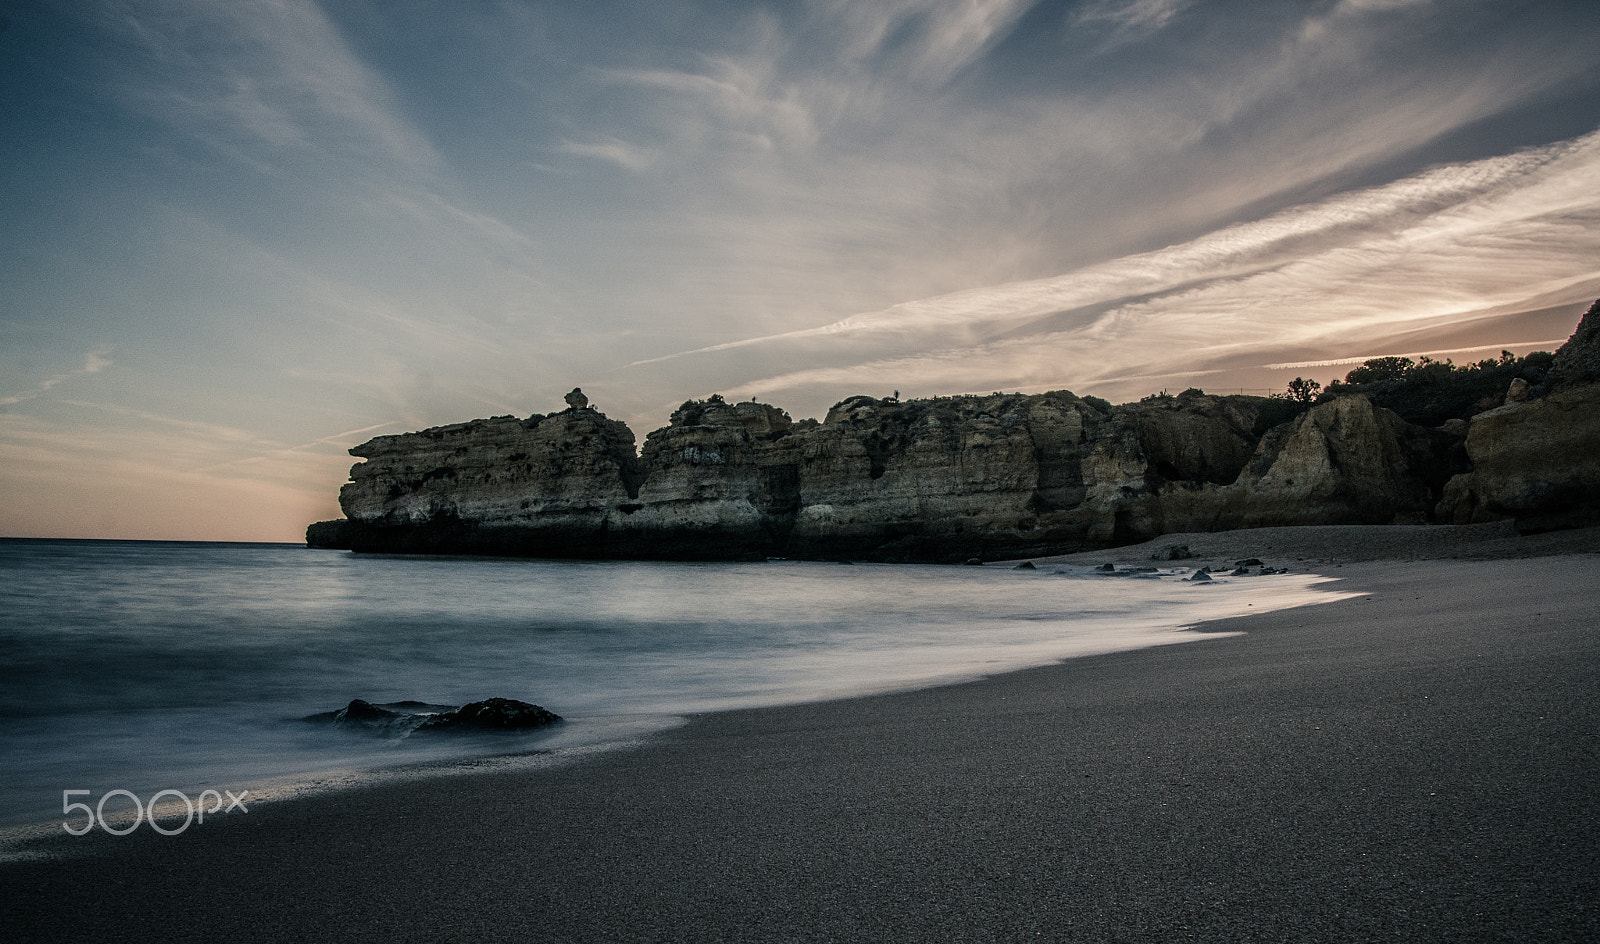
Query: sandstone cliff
311 388 1443 560
1436 299 1600 530
309 303 1600 559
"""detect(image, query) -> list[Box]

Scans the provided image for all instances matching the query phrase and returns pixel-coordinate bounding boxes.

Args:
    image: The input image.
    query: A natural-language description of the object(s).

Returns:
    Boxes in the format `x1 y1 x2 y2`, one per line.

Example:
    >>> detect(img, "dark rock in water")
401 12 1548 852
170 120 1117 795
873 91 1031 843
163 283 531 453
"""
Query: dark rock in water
1154 545 1193 561
418 698 562 733
1095 562 1116 572
304 697 559 736
1013 561 1037 570
1230 567 1250 576
964 558 985 566
303 698 398 725
302 698 427 736
336 699 394 722
1195 566 1212 575
1188 570 1213 582
1235 558 1264 567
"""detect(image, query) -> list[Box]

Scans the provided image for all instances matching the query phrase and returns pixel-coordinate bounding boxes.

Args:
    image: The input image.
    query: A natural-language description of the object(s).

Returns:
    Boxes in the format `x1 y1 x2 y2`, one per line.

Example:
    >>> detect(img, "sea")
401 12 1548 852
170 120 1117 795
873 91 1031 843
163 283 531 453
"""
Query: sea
0 539 1353 843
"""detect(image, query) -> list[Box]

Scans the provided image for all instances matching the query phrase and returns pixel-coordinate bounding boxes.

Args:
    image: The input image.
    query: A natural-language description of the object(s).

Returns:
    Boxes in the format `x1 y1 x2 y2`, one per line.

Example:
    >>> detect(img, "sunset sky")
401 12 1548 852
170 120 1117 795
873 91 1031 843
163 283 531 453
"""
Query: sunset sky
3 0 1599 541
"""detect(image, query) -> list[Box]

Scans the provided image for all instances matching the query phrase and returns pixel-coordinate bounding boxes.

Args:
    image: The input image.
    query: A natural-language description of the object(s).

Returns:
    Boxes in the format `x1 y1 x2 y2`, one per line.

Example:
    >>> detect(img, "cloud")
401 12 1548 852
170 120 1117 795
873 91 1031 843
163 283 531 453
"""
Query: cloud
636 129 1600 365
1261 341 1569 373
83 0 440 175
1076 0 1193 34
0 351 112 407
818 0 1038 84
557 136 658 172
627 126 1600 408
0 409 350 541
7 0 1599 541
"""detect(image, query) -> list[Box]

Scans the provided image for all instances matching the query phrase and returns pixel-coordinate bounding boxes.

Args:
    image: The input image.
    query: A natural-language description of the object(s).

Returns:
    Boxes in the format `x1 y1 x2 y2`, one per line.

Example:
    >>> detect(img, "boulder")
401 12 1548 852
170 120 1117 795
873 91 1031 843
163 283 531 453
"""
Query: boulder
304 697 560 736
417 698 562 733
1436 381 1600 530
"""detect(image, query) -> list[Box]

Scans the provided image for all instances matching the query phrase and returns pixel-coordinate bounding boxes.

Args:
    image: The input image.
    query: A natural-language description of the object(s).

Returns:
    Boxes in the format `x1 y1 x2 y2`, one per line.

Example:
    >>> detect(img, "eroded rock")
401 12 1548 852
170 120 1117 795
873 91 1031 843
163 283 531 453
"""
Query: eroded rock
306 305 1600 560
303 697 561 737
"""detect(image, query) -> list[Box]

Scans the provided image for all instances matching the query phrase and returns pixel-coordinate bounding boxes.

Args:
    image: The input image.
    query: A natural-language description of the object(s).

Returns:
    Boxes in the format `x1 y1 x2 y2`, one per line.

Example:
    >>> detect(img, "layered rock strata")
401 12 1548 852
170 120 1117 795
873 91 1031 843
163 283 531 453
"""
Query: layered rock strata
311 302 1600 560
1437 299 1600 530
311 388 1453 561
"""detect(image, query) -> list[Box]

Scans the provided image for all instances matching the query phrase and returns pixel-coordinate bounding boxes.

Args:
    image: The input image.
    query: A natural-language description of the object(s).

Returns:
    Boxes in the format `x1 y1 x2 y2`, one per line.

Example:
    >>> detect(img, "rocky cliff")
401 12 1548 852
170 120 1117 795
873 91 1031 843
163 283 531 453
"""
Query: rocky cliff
1436 299 1600 531
309 303 1600 560
310 388 1442 561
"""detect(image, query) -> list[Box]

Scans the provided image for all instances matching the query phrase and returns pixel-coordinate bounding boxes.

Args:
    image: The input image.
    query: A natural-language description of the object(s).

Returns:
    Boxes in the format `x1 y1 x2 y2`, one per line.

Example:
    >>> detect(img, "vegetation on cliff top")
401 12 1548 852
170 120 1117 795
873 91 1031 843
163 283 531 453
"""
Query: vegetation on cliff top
1253 348 1556 433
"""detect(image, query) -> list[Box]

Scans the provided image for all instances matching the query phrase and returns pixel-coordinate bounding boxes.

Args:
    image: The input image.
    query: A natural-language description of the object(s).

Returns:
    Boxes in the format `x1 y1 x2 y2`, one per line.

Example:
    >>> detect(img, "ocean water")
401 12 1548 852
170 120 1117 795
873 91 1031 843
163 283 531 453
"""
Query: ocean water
0 539 1352 834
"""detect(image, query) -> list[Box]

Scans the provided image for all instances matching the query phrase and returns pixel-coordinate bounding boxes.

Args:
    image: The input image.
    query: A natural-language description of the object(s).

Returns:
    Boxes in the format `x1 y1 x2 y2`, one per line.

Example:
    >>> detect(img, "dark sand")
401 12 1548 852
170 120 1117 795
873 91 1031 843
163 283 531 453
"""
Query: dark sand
3 531 1598 942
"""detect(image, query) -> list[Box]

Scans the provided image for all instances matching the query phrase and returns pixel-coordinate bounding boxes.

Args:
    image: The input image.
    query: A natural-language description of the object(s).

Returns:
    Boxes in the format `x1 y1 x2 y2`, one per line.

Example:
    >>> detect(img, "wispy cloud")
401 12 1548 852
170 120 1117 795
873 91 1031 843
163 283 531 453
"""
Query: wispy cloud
6 0 1599 540
1262 341 1569 373
0 351 111 407
85 0 440 175
628 126 1600 408
191 421 400 474
557 136 658 172
634 129 1600 366
1076 0 1194 38
819 0 1038 84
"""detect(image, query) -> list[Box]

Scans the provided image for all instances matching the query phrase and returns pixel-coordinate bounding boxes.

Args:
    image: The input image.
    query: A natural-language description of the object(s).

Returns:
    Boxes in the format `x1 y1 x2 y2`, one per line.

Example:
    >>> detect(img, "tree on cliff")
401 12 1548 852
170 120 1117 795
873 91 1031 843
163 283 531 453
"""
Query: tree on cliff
1285 377 1322 403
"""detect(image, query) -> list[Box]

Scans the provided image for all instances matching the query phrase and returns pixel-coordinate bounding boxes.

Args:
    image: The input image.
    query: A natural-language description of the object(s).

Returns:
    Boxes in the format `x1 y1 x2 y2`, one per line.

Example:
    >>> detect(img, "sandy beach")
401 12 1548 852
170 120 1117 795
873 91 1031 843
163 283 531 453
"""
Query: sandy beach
3 525 1597 943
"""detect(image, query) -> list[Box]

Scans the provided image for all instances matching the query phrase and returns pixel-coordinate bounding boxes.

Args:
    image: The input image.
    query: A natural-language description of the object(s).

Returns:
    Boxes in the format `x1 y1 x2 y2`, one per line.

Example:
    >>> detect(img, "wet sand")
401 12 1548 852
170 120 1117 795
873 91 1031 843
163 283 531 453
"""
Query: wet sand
3 528 1598 942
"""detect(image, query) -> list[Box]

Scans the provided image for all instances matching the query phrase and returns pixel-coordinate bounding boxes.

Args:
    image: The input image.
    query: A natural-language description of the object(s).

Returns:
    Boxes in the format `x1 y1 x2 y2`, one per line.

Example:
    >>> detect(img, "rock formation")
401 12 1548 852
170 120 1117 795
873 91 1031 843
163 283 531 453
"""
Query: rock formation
308 303 1600 559
1437 299 1600 530
308 390 1439 561
304 698 561 736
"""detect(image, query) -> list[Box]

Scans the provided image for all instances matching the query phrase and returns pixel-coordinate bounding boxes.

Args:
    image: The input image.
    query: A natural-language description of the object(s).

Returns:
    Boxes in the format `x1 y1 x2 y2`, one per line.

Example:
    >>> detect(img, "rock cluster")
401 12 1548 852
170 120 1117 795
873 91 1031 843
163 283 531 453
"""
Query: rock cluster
308 305 1600 560
304 698 562 736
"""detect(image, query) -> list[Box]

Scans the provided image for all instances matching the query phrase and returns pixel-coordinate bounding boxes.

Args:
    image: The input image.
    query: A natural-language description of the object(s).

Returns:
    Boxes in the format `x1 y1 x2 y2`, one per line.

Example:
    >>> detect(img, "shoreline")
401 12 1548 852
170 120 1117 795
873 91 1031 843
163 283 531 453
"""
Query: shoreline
3 527 1597 941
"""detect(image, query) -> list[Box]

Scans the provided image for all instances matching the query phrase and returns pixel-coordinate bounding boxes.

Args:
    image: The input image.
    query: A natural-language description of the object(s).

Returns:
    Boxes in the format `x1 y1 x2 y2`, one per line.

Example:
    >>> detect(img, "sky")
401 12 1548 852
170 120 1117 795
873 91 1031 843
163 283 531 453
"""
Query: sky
2 0 1599 542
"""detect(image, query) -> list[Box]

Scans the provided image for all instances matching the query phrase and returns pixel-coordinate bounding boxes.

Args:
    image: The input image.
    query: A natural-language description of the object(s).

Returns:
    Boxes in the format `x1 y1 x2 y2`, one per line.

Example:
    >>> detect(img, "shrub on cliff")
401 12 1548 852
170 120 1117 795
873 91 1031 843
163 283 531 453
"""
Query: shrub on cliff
1321 350 1553 426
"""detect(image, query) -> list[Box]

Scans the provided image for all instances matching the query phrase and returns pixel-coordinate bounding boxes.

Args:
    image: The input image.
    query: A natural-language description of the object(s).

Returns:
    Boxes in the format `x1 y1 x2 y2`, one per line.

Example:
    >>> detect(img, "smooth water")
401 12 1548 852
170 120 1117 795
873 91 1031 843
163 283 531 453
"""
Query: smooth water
0 539 1351 831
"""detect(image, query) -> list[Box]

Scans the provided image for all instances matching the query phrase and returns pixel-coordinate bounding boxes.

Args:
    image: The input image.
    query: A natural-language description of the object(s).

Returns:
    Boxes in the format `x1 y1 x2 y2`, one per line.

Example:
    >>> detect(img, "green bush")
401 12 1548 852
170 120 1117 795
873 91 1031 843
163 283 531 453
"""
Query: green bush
1321 350 1552 426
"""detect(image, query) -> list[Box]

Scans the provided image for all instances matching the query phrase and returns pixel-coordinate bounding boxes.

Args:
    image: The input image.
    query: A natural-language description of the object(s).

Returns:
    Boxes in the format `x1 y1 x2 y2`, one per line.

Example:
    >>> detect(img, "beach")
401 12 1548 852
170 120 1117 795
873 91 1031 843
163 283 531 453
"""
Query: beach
3 526 1597 942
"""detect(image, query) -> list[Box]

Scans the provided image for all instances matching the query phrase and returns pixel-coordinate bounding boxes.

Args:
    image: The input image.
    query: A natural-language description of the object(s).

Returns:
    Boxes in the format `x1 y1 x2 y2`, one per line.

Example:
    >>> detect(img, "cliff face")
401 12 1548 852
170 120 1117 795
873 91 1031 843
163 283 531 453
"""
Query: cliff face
330 409 641 555
312 388 1447 561
1436 383 1600 530
309 302 1600 558
1437 299 1600 531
